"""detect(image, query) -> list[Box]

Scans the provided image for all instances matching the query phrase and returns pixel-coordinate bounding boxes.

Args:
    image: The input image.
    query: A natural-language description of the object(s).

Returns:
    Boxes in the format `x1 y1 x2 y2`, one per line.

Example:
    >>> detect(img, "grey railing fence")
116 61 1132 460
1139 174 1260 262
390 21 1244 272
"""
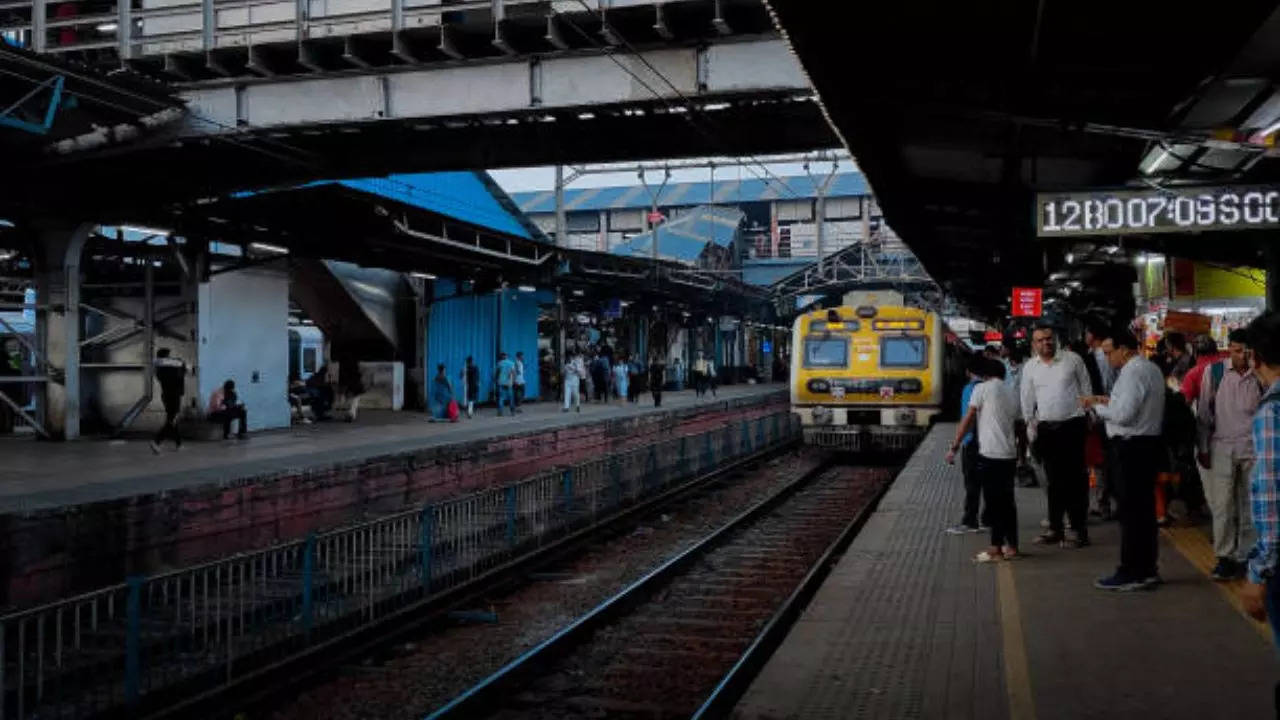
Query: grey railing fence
1 411 796 719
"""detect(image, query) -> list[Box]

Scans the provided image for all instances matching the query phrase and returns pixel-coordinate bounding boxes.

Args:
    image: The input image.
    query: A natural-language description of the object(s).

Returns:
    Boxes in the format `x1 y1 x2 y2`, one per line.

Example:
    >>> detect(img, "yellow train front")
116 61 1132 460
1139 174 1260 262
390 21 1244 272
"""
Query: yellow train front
791 304 944 451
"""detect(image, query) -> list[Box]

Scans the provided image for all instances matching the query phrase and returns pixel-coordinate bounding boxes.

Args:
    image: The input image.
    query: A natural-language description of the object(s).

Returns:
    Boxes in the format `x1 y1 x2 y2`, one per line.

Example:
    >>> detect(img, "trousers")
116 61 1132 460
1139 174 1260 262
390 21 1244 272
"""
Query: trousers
1112 435 1162 579
977 455 1018 549
1038 417 1088 539
1205 441 1257 561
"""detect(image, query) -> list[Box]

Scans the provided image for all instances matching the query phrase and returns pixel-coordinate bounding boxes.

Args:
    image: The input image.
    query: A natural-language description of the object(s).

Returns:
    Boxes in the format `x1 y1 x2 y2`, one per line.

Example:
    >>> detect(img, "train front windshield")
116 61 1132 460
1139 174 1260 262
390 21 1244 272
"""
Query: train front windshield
804 337 849 368
880 337 928 368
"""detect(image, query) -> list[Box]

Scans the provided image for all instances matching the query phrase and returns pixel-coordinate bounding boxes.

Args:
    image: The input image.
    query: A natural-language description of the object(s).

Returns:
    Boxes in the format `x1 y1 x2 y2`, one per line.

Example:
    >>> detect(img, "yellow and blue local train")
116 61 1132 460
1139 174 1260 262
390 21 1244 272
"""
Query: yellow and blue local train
791 299 954 451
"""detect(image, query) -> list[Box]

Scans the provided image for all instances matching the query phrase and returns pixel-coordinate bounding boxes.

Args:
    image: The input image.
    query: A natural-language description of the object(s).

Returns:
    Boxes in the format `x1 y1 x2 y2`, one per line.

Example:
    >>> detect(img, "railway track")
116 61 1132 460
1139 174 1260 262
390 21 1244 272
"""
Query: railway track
426 463 894 720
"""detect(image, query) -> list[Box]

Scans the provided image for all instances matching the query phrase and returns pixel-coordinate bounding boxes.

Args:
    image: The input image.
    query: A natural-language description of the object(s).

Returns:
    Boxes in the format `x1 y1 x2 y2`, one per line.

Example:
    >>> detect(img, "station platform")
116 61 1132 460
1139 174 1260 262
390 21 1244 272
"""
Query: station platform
0 384 787 609
0 384 776 511
736 424 1278 720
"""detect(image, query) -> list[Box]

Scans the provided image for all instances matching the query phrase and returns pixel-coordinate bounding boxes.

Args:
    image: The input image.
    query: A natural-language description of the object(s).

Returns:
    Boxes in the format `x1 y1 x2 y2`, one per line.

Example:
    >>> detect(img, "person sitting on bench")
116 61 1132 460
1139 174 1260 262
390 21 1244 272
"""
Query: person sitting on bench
207 379 248 440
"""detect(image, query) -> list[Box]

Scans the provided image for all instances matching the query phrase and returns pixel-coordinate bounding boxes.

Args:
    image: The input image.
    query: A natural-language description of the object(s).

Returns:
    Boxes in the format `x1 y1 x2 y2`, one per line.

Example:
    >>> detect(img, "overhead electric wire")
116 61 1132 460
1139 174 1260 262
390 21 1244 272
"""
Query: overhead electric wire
557 0 810 200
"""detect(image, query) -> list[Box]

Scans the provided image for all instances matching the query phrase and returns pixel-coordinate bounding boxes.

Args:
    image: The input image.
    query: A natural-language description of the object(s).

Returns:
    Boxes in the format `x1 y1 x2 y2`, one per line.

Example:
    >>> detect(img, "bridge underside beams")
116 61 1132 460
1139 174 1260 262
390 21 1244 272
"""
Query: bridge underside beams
178 38 807 133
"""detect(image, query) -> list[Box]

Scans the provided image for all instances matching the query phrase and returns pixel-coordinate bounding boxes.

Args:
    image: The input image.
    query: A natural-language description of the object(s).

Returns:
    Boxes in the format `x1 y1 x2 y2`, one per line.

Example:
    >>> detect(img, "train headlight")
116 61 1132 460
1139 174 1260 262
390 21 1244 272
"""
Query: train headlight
807 379 831 393
812 406 833 425
896 379 923 394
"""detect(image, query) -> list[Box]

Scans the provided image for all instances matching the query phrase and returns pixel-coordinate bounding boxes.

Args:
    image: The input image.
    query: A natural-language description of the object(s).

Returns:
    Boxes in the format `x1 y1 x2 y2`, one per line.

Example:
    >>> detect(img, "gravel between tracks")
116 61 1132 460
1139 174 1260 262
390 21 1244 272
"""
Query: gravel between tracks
265 450 828 720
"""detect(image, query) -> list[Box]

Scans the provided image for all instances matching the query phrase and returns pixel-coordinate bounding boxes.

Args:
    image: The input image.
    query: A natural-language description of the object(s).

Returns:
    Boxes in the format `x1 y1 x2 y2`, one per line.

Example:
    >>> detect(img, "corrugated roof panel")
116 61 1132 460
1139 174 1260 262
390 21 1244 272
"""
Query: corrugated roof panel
519 190 556 213
337 172 532 239
612 185 649 209
612 205 744 263
510 172 870 212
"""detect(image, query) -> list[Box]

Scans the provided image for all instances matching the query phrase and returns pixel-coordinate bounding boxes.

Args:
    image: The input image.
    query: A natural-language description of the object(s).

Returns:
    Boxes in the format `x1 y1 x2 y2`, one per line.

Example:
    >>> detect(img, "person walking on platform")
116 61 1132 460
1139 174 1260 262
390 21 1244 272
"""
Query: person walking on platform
1239 313 1280 656
612 353 630 405
461 356 479 419
947 357 1020 561
693 351 710 398
946 356 987 535
1198 329 1262 580
513 351 527 412
649 357 665 408
430 363 456 422
150 348 186 453
1022 324 1094 548
207 379 249 440
1084 328 1166 591
494 352 516 417
563 349 584 413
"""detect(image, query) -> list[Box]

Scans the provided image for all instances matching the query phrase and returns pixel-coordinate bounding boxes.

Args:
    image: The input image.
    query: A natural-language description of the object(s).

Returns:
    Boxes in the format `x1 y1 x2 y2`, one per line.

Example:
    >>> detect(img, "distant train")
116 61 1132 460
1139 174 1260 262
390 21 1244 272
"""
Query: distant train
287 325 325 381
790 295 964 451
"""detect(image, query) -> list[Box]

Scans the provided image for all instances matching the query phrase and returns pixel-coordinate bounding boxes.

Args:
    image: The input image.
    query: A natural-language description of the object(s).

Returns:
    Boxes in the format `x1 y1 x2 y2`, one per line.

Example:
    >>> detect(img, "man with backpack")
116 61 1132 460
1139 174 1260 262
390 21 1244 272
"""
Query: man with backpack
1197 328 1263 580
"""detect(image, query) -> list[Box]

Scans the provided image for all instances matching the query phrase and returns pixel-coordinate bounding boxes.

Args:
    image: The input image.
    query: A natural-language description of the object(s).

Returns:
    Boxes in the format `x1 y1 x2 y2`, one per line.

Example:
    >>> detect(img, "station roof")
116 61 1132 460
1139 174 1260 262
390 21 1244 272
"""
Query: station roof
612 206 743 264
769 2 1280 316
511 173 870 214
236 171 543 242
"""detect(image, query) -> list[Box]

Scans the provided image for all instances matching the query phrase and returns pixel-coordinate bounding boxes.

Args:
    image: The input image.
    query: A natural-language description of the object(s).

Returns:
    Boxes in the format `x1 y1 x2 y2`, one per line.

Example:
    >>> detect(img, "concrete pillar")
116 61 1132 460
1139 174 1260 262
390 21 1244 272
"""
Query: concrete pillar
554 164 567 248
1267 245 1280 312
34 223 92 440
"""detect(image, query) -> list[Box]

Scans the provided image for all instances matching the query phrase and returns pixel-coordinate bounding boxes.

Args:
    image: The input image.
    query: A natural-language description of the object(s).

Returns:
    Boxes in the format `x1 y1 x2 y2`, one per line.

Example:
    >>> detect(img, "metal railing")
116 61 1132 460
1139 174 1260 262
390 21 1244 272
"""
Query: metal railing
0 410 796 719
0 0 619 58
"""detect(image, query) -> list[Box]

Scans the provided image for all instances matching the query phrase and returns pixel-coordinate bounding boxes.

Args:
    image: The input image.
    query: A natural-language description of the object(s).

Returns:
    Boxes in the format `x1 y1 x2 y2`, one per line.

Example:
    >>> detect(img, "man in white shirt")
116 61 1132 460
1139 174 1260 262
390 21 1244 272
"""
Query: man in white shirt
513 351 527 414
1084 328 1166 591
948 357 1022 561
1021 325 1094 547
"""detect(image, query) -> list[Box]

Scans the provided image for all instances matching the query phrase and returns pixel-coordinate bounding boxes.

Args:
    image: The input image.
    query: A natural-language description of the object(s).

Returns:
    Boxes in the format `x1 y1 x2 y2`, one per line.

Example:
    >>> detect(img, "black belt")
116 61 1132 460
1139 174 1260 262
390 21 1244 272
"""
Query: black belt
1038 417 1084 431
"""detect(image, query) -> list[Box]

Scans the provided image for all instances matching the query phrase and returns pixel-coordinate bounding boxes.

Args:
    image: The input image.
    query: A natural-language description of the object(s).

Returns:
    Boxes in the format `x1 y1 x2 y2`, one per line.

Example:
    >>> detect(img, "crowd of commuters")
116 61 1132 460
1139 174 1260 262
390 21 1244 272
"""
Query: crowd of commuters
560 344 674 412
943 314 1280 623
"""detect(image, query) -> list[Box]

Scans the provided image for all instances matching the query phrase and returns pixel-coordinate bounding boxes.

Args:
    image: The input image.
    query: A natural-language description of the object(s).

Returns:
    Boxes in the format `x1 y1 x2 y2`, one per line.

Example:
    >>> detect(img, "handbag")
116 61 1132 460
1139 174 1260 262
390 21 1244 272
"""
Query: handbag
446 399 460 421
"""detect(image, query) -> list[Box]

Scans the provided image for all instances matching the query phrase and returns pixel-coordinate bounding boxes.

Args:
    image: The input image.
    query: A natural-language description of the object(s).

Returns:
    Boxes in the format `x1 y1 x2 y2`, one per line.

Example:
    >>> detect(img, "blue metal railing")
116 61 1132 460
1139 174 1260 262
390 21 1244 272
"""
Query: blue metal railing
0 411 797 719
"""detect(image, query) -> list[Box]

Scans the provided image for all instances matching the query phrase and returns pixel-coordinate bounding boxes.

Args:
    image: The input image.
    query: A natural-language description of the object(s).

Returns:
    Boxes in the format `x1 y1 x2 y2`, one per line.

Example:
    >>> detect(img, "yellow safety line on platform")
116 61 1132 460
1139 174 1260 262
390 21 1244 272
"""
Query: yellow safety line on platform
996 562 1037 720
1162 525 1271 642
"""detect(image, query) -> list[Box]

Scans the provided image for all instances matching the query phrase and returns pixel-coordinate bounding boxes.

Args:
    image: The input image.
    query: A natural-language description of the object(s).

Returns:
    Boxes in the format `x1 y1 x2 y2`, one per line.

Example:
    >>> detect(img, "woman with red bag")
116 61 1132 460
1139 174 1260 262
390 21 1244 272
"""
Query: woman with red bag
430 364 458 423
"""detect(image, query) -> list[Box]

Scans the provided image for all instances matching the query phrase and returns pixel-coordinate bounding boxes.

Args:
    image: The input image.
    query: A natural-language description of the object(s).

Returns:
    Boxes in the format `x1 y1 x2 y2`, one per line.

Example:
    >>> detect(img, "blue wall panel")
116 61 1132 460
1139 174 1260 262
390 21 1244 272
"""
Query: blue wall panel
496 290 541 398
426 290 542 403
427 294 498 403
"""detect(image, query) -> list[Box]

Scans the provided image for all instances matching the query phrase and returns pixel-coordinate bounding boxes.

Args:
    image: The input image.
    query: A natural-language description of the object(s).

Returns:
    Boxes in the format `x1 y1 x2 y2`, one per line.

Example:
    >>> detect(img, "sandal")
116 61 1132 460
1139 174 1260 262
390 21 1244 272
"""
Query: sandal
974 550 1003 563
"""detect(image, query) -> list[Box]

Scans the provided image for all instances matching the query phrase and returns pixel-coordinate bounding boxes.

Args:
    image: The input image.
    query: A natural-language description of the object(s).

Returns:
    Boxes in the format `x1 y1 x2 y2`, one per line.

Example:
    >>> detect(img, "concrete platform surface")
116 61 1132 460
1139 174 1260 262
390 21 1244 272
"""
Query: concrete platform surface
735 424 1277 720
0 384 780 513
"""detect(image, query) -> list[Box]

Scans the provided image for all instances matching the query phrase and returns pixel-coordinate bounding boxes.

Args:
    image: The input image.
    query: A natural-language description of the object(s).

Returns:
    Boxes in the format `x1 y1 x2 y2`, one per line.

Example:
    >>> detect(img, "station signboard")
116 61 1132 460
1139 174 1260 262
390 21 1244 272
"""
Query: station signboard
1011 287 1042 317
1036 184 1280 237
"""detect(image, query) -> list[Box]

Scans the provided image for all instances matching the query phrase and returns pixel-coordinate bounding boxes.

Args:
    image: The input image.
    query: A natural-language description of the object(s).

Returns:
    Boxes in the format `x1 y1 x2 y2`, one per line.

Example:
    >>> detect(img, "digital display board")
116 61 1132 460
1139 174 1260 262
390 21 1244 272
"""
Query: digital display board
1036 185 1280 237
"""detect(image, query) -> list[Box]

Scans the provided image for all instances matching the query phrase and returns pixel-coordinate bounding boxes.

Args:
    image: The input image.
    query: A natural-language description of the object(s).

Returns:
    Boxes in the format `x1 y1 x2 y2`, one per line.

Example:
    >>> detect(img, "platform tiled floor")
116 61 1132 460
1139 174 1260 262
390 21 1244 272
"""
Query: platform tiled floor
736 424 1277 720
0 384 780 513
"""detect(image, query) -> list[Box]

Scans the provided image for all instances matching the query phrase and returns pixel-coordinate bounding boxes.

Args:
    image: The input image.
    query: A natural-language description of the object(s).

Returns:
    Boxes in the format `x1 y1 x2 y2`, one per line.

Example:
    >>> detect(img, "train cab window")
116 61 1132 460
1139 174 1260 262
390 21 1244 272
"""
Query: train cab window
303 348 317 374
804 337 849 368
880 336 928 368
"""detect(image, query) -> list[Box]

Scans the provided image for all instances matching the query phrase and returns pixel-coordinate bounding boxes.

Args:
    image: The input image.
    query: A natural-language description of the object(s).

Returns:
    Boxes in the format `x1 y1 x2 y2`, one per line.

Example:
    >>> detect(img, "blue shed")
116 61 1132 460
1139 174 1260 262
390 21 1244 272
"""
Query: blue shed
425 289 541 404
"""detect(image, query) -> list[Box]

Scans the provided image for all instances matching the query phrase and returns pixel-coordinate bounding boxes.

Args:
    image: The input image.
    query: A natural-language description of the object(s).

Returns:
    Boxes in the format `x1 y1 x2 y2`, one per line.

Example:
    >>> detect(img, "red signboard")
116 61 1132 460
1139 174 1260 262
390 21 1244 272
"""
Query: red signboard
1011 287 1043 317
983 330 1003 342
646 210 666 225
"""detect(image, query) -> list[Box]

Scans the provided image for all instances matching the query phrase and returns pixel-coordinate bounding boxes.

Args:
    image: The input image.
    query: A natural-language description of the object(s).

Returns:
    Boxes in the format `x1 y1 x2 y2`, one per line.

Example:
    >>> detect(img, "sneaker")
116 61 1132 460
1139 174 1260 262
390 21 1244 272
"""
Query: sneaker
1094 573 1146 592
944 524 982 535
1210 558 1235 581
149 441 161 455
1142 574 1164 588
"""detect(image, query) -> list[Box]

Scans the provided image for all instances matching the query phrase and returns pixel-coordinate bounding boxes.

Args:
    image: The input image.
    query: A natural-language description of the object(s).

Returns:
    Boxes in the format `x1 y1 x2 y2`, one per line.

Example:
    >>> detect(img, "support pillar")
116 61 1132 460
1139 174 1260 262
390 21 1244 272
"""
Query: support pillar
34 223 92 440
554 165 567 248
1267 245 1280 312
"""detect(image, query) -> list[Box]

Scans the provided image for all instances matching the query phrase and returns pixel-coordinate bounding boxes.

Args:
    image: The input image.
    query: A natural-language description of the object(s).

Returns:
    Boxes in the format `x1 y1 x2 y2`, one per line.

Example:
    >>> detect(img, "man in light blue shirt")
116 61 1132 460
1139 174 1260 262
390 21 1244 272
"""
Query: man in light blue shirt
494 352 516 417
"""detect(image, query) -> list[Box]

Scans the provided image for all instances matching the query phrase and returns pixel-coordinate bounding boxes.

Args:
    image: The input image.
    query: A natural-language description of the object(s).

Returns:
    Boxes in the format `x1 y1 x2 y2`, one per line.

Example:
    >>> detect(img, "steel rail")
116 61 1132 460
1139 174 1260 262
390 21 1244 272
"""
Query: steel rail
161 438 798 720
691 460 896 718
424 456 840 720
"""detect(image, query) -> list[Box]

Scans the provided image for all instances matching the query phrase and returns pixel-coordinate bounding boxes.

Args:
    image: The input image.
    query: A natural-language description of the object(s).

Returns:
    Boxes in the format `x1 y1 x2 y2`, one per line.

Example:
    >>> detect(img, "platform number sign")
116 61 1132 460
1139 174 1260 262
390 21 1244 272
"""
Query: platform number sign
1011 287 1042 318
1037 184 1280 237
